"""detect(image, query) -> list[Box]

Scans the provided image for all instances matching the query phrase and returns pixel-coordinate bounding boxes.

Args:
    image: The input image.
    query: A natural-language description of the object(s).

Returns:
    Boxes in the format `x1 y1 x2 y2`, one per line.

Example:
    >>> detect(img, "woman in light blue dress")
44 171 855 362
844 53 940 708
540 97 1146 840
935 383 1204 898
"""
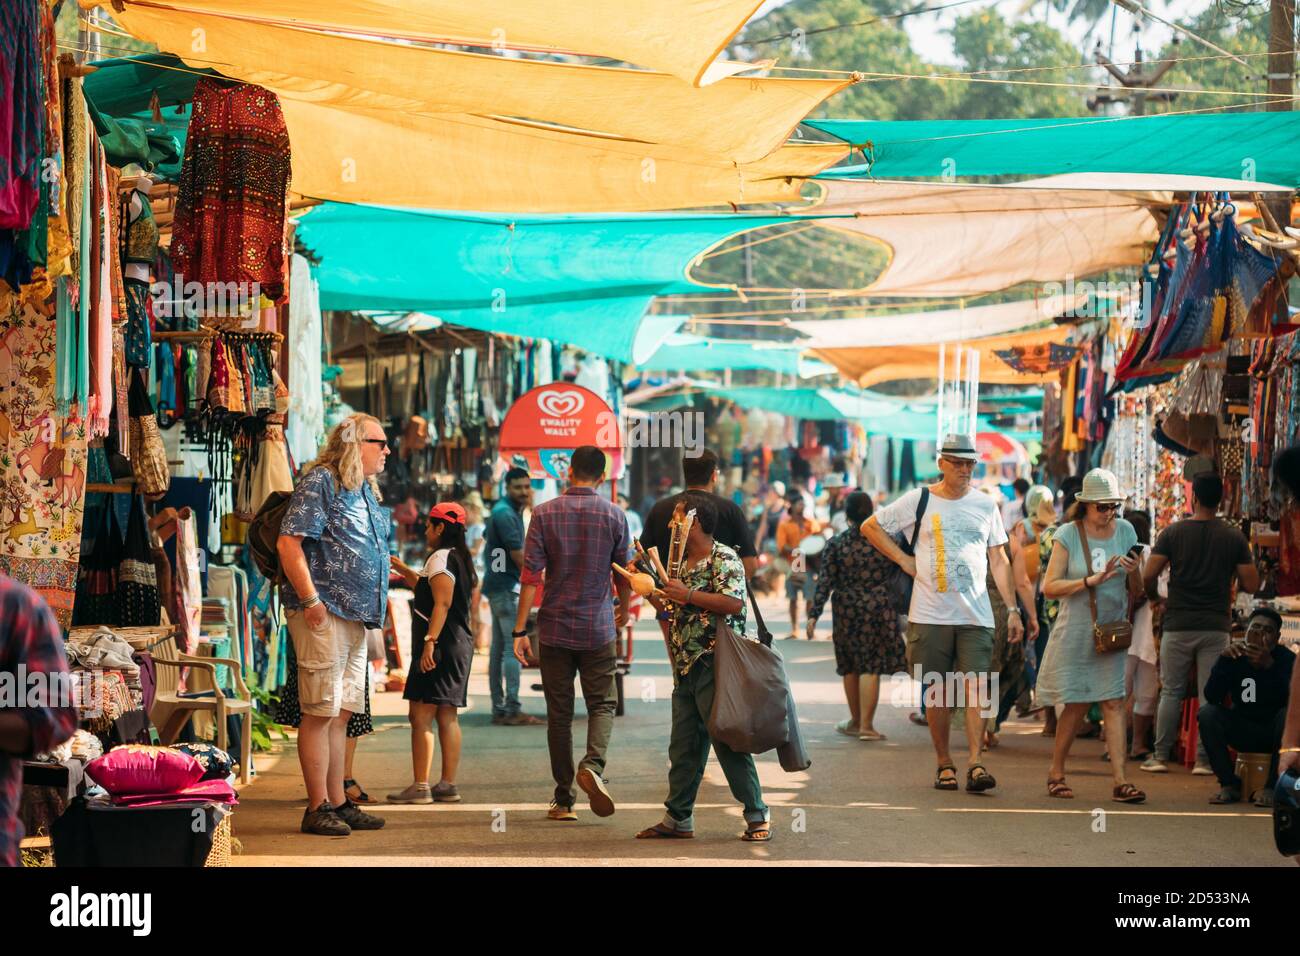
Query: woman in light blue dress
1038 469 1146 804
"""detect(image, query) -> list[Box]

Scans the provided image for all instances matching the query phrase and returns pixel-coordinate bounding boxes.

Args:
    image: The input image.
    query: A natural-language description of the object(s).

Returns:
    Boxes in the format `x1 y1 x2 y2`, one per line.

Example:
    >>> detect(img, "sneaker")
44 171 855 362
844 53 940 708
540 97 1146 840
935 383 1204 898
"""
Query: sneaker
431 782 461 803
1140 756 1168 773
577 766 615 817
336 799 386 830
547 802 577 821
301 800 351 836
1192 762 1215 776
387 783 434 804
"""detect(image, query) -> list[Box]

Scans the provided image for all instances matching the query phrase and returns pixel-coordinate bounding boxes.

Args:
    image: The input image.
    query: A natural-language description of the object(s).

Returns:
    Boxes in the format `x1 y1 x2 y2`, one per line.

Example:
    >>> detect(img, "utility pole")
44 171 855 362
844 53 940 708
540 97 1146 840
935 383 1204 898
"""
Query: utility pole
1090 32 1181 115
1267 0 1294 229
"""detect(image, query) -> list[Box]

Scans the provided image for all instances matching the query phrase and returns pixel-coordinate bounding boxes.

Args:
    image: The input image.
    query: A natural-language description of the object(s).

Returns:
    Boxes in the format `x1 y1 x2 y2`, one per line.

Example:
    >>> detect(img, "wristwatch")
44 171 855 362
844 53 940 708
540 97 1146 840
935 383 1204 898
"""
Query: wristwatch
511 628 528 638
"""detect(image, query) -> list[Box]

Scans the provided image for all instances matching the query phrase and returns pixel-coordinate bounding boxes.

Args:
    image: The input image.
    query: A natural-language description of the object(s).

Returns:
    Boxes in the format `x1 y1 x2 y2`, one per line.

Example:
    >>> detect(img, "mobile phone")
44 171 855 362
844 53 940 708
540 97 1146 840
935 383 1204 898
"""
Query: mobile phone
1127 545 1143 559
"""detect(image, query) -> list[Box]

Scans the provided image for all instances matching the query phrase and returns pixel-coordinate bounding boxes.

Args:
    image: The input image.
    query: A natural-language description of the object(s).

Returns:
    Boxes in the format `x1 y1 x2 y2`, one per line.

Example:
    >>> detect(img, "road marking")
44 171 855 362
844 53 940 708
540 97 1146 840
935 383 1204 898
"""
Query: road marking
934 808 1271 818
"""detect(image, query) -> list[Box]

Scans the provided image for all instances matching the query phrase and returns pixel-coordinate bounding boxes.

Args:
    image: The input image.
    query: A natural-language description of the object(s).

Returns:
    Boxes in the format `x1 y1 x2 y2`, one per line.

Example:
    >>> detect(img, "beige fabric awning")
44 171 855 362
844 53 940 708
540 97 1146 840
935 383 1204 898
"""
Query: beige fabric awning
94 0 766 86
113 4 852 164
811 323 1073 388
278 99 848 210
812 178 1164 298
791 295 1090 348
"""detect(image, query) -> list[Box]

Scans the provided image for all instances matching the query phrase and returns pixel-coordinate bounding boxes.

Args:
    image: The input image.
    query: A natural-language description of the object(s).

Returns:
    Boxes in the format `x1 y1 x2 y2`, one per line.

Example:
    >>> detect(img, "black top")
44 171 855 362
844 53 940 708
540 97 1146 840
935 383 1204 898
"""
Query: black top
642 491 758 566
1203 643 1295 722
412 548 473 647
1151 518 1253 632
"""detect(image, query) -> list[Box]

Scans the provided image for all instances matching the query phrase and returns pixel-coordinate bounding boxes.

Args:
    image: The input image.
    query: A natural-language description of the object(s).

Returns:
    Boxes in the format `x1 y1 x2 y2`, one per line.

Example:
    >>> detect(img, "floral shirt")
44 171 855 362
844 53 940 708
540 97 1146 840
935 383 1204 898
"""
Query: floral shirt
669 541 747 677
280 467 391 628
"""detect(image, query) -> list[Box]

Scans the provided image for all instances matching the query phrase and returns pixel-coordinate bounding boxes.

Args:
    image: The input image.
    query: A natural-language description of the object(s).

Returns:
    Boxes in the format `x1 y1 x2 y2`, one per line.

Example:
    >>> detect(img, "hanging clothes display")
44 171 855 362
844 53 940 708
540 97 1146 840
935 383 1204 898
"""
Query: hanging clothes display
0 0 44 292
0 286 90 627
171 78 291 304
115 493 160 627
285 254 324 465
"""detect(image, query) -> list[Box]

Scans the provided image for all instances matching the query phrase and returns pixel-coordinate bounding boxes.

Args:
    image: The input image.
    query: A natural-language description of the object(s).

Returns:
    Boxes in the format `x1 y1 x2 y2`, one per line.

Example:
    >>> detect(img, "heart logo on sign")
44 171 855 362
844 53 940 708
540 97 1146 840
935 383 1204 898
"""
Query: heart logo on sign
537 390 585 418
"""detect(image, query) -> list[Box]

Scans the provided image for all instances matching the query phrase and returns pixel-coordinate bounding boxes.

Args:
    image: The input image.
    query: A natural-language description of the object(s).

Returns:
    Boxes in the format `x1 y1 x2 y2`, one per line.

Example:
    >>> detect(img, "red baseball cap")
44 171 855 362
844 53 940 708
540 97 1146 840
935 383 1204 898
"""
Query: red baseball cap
427 502 467 526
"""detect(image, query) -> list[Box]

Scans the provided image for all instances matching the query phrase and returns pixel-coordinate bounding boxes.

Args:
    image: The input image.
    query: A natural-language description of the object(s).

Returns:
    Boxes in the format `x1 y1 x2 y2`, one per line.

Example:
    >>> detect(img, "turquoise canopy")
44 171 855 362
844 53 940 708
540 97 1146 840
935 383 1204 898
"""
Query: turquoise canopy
640 333 834 377
295 203 802 361
807 114 1300 186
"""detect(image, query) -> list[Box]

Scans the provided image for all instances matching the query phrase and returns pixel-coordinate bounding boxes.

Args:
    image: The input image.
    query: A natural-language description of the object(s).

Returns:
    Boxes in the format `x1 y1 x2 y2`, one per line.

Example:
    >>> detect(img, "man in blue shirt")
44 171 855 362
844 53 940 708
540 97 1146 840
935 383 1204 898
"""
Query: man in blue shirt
278 414 392 836
483 468 543 726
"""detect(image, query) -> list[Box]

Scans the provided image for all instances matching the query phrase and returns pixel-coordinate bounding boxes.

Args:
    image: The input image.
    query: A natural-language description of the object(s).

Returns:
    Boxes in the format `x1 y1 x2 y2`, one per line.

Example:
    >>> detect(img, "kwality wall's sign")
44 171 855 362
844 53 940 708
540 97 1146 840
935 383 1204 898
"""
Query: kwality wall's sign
498 383 624 480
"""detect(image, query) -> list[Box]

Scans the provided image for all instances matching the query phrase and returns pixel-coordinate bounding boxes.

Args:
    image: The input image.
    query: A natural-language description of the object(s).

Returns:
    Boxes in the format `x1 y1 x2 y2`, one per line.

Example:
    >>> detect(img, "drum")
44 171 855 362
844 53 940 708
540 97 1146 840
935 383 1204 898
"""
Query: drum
797 533 827 557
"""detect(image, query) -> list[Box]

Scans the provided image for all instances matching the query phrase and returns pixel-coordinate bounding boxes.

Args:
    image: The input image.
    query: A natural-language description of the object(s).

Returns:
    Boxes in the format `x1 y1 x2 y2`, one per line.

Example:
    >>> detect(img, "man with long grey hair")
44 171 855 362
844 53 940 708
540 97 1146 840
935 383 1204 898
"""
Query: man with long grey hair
278 413 393 836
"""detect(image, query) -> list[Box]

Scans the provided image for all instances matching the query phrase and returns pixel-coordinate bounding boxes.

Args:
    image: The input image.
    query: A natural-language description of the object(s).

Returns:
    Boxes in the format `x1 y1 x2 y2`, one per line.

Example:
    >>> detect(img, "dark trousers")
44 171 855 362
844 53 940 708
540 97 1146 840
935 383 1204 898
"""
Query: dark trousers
665 657 768 828
1196 703 1287 788
538 640 618 809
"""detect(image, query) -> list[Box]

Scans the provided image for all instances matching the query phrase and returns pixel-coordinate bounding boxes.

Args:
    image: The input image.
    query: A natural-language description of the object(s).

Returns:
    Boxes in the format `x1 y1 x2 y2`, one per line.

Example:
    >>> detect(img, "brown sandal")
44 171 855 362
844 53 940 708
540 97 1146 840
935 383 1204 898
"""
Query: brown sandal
1112 783 1146 804
741 820 772 842
1047 776 1074 799
635 822 694 839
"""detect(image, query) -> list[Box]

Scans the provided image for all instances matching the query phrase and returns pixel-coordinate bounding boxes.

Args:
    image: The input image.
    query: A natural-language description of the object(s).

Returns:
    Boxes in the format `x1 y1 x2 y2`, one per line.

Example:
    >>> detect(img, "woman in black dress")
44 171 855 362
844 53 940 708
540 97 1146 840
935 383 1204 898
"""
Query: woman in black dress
807 492 907 740
386 502 477 804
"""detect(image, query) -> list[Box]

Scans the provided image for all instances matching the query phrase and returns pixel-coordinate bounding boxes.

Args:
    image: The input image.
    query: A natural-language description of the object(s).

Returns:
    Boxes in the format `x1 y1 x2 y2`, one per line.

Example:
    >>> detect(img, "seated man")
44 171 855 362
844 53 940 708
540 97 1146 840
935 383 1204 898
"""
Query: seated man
1197 607 1295 805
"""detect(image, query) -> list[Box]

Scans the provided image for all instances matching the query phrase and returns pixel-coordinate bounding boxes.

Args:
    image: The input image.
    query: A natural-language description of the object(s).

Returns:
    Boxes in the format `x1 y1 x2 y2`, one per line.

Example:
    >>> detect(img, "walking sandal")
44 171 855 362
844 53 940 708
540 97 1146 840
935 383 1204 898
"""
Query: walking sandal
635 822 694 839
1047 776 1074 799
1112 783 1146 804
966 764 997 792
741 820 772 842
935 764 959 791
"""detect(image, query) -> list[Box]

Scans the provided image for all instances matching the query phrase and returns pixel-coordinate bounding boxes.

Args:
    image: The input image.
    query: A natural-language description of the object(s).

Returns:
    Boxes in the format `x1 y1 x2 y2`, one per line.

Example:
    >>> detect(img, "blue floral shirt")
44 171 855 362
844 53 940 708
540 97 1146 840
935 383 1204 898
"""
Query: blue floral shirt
280 467 391 628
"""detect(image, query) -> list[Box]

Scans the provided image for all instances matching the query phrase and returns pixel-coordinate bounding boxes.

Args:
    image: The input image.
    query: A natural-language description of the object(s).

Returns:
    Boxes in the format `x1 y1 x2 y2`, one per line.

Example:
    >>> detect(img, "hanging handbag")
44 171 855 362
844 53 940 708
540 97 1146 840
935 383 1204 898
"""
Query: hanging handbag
887 488 930 614
128 368 170 497
1074 520 1133 655
116 493 161 627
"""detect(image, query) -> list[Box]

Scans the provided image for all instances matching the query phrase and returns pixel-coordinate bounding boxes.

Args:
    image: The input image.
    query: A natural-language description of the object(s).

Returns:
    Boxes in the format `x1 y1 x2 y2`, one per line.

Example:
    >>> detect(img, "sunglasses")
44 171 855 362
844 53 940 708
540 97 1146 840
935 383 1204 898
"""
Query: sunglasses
1093 502 1122 513
941 456 975 468
360 438 389 448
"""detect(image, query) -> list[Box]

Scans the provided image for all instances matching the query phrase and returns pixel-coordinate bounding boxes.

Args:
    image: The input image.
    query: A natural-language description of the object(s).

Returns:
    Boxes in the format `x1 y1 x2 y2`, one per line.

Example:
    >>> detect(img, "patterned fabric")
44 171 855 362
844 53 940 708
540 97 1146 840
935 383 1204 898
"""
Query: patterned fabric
809 529 906 676
123 191 158 265
0 287 89 627
1037 522 1061 625
115 495 160 627
0 0 41 234
122 278 152 369
0 572 78 867
171 80 291 303
170 742 235 781
279 466 391 629
668 541 747 677
521 486 633 650
994 342 1082 375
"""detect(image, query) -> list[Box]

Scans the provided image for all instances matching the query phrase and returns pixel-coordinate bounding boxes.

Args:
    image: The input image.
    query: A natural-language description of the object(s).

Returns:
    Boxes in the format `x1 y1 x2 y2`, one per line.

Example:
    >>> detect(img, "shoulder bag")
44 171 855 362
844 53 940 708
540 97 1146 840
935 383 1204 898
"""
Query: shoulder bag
887 487 930 614
1074 520 1133 655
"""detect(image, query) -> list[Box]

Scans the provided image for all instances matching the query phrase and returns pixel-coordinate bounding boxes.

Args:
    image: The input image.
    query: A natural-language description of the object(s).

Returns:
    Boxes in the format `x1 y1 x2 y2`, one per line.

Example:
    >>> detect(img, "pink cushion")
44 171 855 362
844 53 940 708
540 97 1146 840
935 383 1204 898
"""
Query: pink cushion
86 745 205 796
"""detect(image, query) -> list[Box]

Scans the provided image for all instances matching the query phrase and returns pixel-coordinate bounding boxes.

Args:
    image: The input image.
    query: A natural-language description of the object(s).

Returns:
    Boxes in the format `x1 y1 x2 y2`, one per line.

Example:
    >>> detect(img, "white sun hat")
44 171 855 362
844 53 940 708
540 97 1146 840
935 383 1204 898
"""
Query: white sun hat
1075 468 1125 504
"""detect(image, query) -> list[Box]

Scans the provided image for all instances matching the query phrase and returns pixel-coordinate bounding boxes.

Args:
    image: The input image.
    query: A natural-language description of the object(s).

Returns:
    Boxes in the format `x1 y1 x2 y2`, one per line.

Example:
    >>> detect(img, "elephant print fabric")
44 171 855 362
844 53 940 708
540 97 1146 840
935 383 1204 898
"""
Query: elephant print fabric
0 288 89 627
875 487 1010 628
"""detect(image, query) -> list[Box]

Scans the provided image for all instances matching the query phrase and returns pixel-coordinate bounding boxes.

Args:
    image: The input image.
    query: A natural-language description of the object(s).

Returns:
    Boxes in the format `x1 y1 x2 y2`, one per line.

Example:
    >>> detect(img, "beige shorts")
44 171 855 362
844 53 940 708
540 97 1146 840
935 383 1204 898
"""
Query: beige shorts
286 607 368 718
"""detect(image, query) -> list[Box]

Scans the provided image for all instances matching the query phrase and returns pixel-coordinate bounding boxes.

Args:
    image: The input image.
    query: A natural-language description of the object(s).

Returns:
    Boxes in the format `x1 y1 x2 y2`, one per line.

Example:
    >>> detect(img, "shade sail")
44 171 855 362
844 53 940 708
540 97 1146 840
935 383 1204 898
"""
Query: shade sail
95 0 766 86
711 387 904 420
807 178 1161 297
807 115 1300 186
811 324 1073 387
114 5 851 165
640 333 829 375
279 99 846 211
296 204 799 360
792 295 1090 348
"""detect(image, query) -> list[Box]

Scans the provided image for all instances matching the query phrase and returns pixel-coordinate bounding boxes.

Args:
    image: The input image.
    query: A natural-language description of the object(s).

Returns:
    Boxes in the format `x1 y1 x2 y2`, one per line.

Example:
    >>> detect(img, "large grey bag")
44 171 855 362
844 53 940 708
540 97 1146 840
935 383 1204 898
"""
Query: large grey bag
707 617 790 755
776 680 811 772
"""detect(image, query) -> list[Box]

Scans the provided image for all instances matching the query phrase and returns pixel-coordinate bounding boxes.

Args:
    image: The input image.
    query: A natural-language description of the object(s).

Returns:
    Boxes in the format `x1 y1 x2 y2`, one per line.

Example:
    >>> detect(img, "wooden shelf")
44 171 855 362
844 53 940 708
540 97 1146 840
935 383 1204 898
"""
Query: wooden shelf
85 482 136 495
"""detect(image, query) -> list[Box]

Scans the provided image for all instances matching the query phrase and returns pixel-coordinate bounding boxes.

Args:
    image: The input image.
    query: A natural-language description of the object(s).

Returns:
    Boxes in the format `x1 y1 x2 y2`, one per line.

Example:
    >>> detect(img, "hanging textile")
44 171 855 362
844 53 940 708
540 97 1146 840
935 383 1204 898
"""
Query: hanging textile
0 0 42 234
285 254 323 466
0 286 90 627
171 78 291 303
116 493 160 627
174 508 202 654
993 342 1082 375
71 496 121 628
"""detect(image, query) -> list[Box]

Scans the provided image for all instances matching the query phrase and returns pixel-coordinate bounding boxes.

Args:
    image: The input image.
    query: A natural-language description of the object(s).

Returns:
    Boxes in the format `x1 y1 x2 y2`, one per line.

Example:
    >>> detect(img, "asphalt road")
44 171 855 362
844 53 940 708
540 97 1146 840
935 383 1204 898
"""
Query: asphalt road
231 596 1287 866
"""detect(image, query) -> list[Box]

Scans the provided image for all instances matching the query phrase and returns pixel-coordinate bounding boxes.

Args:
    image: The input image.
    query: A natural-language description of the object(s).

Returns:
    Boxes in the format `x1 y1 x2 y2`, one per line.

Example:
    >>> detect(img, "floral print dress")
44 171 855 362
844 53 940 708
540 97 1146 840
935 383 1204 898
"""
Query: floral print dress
810 530 907 676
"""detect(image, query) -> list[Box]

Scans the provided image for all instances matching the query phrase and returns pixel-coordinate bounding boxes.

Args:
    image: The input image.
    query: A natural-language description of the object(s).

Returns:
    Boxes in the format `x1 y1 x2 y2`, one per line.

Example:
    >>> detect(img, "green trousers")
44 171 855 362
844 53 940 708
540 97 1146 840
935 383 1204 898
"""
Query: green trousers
663 656 768 831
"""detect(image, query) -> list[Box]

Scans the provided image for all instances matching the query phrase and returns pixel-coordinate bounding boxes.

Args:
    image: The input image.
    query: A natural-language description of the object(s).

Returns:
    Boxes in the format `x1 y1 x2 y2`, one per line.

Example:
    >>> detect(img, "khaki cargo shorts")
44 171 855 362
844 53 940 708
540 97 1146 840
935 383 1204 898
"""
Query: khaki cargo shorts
286 607 368 718
905 622 995 681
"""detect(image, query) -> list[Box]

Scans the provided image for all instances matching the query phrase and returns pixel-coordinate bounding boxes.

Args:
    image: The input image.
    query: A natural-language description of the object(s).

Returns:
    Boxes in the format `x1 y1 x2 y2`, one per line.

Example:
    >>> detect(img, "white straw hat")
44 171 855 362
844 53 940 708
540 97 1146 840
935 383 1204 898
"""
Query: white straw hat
1075 468 1125 504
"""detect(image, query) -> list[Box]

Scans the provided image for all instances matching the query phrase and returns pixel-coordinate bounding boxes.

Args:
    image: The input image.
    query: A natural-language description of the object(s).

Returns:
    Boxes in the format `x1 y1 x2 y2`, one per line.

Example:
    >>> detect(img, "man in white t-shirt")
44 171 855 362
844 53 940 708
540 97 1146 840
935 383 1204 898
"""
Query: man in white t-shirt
862 434 1024 793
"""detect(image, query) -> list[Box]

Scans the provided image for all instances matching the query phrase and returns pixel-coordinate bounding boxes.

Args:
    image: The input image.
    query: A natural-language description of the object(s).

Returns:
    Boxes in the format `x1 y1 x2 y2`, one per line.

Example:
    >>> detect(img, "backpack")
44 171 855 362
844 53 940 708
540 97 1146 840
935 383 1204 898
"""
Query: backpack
246 490 293 584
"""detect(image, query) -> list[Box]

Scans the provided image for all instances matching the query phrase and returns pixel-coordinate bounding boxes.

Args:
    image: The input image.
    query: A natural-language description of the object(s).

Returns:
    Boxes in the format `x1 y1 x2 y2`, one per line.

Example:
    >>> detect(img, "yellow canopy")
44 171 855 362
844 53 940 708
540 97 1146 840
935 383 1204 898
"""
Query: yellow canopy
112 5 851 165
95 0 766 86
279 99 847 210
811 324 1073 388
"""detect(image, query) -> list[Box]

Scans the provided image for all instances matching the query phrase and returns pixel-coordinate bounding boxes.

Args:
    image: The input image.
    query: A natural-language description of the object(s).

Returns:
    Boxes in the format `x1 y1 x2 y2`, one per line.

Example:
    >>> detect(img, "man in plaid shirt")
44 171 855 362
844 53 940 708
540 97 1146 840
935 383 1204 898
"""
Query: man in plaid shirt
513 446 632 822
0 573 77 866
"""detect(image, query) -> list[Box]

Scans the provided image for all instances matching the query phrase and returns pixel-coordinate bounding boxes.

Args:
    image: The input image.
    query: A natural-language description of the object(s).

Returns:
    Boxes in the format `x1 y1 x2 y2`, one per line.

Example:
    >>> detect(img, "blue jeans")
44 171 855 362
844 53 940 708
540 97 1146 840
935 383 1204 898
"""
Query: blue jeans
487 591 522 718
